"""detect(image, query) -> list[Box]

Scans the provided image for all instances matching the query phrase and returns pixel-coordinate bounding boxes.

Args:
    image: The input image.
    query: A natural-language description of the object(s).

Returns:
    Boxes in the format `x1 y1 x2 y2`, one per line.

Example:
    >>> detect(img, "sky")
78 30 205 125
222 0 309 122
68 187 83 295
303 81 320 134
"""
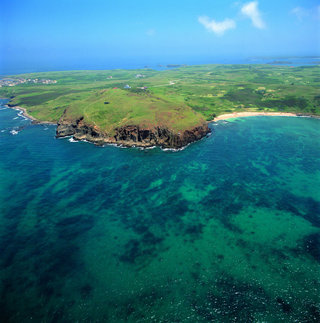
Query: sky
0 0 319 73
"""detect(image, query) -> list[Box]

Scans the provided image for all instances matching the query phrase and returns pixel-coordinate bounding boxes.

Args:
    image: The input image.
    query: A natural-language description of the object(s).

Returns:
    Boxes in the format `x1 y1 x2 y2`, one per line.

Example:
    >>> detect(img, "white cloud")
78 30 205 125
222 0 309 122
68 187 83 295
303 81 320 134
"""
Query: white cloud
291 5 320 21
291 7 309 21
198 16 236 36
241 1 265 29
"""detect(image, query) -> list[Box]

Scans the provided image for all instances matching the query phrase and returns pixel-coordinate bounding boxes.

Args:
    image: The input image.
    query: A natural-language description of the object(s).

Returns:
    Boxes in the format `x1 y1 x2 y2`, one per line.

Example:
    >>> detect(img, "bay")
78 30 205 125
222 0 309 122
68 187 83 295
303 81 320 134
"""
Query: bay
0 100 319 322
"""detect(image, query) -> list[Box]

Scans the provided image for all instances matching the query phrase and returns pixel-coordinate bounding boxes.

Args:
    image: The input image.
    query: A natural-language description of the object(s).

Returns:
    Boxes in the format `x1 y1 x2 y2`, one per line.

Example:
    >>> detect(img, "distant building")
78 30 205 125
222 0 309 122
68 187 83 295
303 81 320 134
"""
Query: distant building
0 77 57 87
124 84 131 89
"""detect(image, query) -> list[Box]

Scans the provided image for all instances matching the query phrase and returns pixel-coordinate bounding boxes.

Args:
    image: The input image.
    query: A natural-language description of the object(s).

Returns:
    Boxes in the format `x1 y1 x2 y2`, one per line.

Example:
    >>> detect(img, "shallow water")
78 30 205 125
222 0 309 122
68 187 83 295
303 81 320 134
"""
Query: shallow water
0 98 319 322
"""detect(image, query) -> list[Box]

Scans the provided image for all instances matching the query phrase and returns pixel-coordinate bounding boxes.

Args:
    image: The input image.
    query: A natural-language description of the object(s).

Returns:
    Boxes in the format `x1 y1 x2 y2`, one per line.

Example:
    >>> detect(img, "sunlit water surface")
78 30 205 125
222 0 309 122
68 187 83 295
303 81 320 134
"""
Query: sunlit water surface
0 98 319 322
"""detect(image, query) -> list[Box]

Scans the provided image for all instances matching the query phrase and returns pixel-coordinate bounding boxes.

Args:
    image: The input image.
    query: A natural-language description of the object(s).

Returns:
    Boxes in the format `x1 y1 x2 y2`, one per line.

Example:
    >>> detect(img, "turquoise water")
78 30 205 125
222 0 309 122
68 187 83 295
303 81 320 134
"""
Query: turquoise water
0 98 320 322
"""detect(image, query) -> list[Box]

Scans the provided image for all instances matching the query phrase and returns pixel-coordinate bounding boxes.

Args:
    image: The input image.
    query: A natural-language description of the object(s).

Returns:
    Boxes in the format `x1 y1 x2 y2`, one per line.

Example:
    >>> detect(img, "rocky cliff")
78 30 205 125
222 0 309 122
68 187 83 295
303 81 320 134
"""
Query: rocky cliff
56 116 211 149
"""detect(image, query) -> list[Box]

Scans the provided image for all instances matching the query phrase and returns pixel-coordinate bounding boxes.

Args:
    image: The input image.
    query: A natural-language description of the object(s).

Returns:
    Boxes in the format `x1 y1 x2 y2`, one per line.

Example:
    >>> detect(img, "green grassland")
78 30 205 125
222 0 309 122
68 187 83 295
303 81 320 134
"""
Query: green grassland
1 65 319 133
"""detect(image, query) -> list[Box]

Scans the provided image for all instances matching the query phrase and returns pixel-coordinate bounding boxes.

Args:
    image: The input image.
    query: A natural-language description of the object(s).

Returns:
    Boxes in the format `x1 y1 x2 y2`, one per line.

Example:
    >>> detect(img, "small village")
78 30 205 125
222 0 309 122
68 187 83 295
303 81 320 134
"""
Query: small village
0 78 57 87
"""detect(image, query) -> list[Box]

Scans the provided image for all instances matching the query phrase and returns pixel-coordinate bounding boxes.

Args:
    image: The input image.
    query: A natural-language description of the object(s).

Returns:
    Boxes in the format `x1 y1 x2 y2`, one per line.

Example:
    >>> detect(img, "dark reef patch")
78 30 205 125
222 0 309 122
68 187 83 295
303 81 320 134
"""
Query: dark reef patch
56 214 94 240
184 223 204 237
191 275 269 322
303 233 320 262
276 192 320 227
276 297 292 313
80 283 93 298
308 304 320 322
119 231 164 264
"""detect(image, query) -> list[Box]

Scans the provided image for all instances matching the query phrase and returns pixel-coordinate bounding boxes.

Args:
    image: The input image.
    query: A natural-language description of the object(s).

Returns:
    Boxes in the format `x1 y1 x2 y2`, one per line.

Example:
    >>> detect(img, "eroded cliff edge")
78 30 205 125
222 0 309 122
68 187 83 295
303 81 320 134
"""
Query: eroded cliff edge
56 116 211 149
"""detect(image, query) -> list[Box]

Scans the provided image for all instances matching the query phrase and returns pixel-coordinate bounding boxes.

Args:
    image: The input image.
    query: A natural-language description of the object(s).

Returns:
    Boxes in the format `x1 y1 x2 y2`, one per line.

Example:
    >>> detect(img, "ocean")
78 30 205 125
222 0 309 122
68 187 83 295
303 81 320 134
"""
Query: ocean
0 99 319 322
1 56 319 75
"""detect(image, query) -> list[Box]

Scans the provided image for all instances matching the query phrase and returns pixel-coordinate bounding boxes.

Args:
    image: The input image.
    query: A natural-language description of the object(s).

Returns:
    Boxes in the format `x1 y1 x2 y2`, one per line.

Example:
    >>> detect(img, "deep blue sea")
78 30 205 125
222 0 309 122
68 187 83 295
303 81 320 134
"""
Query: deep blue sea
0 98 320 322
1 56 319 75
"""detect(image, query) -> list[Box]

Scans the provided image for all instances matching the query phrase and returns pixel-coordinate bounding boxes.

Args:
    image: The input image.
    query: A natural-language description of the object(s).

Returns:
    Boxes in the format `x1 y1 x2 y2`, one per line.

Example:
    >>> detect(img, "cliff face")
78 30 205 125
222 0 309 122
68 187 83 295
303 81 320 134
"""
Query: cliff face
56 116 211 149
113 124 211 148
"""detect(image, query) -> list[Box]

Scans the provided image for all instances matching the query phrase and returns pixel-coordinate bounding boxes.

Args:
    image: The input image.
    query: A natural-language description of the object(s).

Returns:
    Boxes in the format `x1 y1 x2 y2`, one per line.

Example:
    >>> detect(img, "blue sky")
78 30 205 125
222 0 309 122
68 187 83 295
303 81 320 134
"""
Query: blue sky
1 0 319 73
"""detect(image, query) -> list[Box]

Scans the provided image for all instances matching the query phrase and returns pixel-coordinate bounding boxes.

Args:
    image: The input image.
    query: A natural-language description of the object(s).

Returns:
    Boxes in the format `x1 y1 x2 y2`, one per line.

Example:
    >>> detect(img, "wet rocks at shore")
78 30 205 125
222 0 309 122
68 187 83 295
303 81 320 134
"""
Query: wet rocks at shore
56 116 211 149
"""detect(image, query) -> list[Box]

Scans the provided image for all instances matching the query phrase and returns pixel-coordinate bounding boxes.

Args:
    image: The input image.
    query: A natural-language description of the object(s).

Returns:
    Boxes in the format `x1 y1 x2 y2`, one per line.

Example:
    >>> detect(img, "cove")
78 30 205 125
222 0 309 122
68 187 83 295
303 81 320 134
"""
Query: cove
0 100 319 322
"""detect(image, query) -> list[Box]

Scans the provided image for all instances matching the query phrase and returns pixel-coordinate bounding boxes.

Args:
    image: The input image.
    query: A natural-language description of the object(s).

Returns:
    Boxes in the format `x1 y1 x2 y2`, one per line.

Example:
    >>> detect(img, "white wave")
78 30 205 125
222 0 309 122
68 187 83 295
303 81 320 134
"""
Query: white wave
136 146 157 151
102 143 157 150
79 139 91 144
13 117 19 120
0 107 8 111
19 114 29 121
68 137 78 142
161 145 188 152
56 135 71 139
16 111 29 120
1 130 5 133
10 130 19 135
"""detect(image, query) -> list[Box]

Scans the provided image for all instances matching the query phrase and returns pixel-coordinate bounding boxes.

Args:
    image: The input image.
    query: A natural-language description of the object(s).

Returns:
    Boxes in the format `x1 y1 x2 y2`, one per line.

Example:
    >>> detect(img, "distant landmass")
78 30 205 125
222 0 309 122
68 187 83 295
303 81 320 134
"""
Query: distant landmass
166 64 187 68
1 64 319 148
267 61 293 65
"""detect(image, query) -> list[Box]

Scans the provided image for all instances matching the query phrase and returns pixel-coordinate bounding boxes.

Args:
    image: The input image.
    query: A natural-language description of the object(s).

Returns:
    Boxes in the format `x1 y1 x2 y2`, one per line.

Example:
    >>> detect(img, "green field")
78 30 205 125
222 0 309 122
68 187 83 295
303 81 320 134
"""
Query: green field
1 64 319 133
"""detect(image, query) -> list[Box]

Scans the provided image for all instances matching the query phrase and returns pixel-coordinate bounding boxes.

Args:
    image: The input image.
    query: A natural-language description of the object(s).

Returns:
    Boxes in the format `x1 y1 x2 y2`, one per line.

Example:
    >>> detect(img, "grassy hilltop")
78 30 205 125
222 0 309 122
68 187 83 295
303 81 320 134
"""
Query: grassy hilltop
1 64 319 134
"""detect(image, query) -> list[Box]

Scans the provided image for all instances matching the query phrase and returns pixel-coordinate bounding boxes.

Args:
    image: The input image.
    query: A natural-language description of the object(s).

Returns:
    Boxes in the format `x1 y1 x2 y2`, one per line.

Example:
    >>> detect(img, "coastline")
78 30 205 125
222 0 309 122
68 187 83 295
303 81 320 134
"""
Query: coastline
6 105 56 125
56 119 211 149
212 111 298 122
2 101 319 149
2 100 210 149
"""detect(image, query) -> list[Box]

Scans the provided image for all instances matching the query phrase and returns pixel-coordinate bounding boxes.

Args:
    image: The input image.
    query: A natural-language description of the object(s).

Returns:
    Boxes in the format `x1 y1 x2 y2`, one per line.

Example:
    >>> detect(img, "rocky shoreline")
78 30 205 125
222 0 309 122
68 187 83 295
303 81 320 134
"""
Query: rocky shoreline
56 116 211 149
6 103 320 149
5 103 211 149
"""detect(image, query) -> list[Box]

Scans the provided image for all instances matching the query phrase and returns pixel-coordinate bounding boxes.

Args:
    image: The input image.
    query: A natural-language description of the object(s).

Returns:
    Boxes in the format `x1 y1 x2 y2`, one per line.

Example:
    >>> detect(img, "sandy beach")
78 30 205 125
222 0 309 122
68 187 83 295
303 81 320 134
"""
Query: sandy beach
6 105 56 125
212 111 298 122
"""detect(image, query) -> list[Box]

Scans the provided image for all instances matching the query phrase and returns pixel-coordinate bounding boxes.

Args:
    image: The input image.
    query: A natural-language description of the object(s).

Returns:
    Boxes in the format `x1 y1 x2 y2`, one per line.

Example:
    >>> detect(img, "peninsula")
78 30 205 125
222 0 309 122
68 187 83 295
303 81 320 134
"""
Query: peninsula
1 64 319 148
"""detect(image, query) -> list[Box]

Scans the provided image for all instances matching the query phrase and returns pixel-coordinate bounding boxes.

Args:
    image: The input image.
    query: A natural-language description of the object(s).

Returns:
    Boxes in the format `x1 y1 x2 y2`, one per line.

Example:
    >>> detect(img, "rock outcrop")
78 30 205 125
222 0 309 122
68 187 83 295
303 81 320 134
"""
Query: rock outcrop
56 116 211 149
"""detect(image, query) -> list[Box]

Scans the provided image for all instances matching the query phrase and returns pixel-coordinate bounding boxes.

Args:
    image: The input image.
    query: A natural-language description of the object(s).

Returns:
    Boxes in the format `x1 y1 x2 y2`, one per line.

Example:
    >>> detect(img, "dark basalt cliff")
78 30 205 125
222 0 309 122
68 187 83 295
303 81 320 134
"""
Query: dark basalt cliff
56 116 211 149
